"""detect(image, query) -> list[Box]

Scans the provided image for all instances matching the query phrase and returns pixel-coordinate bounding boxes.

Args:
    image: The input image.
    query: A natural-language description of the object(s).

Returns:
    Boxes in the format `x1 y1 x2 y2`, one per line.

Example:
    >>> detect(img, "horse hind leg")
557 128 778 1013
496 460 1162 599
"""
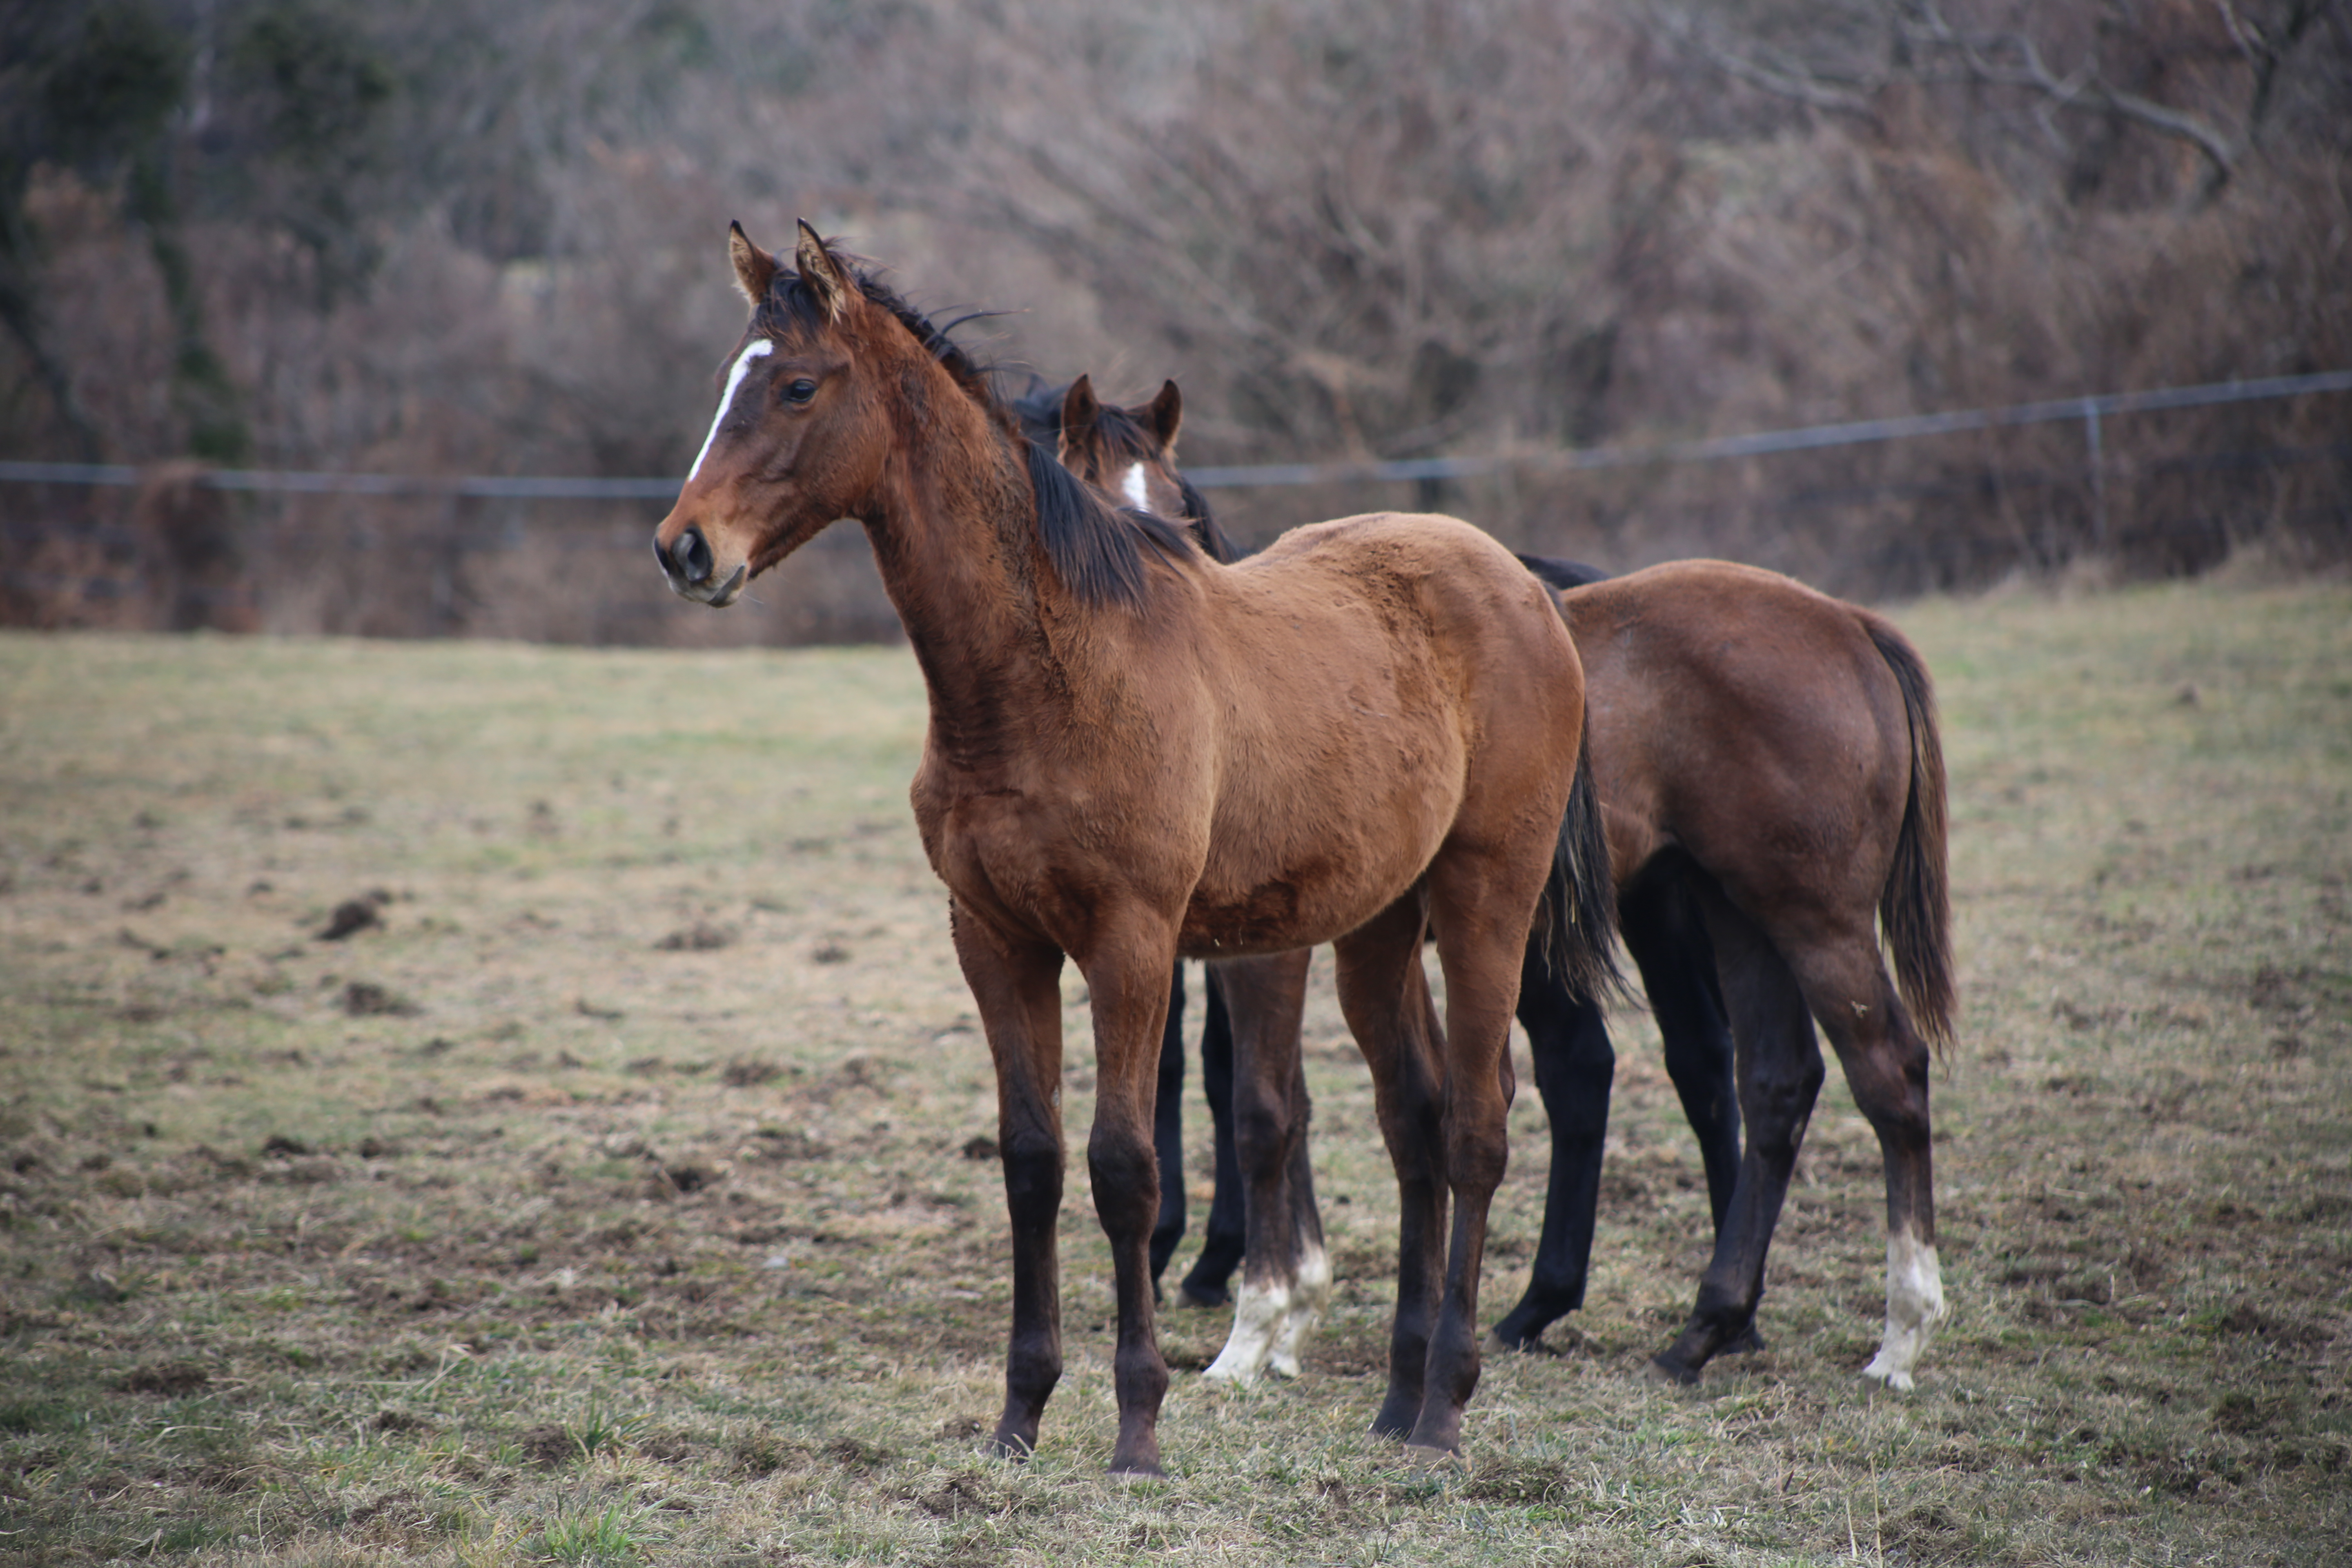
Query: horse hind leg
1332 898 1447 1439
1403 850 1548 1457
1651 899 1823 1385
1178 969 1245 1307
1200 950 1321 1383
1267 1107 1329 1377
1795 944 1943 1390
1627 873 1756 1352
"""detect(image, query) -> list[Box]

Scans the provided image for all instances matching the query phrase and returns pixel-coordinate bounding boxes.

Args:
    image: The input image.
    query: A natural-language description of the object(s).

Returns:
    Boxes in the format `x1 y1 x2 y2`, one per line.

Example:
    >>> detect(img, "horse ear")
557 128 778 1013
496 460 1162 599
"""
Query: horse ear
793 219 853 321
1143 380 1183 452
728 221 775 306
1060 375 1102 439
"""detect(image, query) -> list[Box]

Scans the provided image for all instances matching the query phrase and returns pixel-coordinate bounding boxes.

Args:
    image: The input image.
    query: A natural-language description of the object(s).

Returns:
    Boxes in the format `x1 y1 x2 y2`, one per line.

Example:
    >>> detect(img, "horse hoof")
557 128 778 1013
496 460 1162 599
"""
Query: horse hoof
1721 1325 1768 1356
1108 1459 1167 1481
1642 1355 1701 1388
1403 1441 1465 1471
1179 1283 1231 1310
1859 1362 1918 1393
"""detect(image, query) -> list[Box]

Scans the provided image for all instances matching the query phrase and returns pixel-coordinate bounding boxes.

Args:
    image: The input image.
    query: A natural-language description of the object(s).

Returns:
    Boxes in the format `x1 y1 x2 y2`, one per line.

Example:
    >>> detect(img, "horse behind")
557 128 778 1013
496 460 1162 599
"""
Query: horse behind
1054 377 1957 1391
651 226 1616 1472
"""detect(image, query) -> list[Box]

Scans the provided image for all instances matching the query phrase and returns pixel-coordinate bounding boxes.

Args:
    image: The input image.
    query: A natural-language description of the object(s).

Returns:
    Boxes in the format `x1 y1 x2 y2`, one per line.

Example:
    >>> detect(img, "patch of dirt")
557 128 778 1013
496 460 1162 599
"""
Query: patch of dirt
915 1471 999 1517
118 1362 210 1396
341 980 420 1017
656 921 737 951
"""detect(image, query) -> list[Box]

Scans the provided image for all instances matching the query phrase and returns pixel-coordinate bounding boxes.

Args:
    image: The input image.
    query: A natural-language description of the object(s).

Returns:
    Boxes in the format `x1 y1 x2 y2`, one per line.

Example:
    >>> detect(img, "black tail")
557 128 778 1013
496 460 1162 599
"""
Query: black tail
1862 613 1957 1052
1537 736 1624 1004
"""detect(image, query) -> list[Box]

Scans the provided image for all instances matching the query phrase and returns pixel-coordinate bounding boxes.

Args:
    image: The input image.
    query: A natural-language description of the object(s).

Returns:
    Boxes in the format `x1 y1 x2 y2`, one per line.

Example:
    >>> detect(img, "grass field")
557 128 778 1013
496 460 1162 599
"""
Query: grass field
2 575 2348 1566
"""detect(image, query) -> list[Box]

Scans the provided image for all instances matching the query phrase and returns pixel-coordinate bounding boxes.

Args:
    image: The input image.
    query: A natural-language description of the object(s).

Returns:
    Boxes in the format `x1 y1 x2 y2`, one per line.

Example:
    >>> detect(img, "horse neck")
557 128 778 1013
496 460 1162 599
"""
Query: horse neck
853 369 1076 760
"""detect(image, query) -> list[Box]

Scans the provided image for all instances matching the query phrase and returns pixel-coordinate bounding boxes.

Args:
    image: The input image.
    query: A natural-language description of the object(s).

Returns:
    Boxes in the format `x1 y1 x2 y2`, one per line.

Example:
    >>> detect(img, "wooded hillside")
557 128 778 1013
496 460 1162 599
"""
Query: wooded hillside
4 0 2346 640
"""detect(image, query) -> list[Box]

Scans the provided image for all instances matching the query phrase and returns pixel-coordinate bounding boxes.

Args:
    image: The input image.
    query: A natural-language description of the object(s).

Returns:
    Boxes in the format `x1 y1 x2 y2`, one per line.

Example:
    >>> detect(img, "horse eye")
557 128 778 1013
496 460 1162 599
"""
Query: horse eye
784 378 819 405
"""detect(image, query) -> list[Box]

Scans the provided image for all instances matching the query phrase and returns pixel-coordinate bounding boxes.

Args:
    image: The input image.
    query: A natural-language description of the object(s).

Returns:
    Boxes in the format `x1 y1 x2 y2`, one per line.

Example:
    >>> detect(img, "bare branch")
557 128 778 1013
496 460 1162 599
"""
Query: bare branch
1653 8 1882 115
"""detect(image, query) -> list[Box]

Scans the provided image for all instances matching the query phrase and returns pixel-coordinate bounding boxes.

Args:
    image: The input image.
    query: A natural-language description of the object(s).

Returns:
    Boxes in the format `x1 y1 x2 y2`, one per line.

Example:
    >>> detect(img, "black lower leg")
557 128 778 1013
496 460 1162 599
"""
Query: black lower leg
1180 972 1243 1305
1492 940 1612 1350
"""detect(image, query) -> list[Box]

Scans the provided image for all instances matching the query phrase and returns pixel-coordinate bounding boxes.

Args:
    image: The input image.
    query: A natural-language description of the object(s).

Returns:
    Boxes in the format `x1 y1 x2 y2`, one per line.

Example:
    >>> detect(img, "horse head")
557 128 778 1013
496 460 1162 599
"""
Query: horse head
653 221 905 606
1053 376 1241 565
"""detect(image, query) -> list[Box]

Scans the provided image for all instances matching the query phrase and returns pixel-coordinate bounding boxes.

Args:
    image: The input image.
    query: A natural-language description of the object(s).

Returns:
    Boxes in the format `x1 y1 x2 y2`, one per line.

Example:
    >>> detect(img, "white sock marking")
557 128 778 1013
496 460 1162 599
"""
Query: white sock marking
1861 1229 1945 1390
686 339 775 482
1267 1240 1331 1379
1205 1273 1289 1384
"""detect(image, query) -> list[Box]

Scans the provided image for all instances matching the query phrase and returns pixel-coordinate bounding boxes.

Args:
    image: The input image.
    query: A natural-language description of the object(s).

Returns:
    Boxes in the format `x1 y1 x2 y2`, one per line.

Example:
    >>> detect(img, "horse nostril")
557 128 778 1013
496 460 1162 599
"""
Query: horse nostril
666 526 713 584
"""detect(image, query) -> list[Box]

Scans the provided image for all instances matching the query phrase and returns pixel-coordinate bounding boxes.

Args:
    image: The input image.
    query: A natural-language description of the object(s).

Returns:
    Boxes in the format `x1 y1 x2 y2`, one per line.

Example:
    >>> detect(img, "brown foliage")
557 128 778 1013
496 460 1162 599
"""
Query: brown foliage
2 0 2345 640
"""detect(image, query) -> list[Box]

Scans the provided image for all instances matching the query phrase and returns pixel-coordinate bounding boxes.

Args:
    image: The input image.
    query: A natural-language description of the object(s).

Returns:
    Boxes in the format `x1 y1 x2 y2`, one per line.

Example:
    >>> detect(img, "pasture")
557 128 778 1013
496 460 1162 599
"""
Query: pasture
1 573 2346 1565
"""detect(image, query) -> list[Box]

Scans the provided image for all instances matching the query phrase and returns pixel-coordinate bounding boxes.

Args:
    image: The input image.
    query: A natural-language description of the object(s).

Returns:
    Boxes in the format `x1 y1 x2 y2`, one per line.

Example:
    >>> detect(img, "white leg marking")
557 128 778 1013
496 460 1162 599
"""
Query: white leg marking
1204 1272 1289 1384
686 339 775 482
1860 1229 1945 1391
1267 1240 1332 1379
1120 462 1152 513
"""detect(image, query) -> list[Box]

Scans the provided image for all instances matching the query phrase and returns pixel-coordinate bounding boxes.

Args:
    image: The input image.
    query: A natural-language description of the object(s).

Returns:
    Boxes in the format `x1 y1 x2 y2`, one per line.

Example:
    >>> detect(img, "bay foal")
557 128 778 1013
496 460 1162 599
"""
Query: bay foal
1054 378 1958 1392
653 227 1615 1470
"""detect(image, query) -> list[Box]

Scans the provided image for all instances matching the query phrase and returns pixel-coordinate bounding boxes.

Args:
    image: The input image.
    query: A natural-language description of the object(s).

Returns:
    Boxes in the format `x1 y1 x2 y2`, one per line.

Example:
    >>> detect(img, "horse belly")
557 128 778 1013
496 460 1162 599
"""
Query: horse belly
1175 768 1460 958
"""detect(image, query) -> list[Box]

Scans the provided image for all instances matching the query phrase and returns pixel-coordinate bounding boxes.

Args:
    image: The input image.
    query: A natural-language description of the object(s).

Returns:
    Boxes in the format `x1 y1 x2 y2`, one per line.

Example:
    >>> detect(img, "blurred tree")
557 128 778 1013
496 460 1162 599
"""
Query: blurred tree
0 0 408 461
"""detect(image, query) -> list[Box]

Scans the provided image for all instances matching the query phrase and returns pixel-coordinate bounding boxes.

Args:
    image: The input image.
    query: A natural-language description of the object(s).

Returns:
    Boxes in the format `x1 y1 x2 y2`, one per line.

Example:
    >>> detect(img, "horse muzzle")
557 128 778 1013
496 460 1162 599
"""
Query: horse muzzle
654 524 749 607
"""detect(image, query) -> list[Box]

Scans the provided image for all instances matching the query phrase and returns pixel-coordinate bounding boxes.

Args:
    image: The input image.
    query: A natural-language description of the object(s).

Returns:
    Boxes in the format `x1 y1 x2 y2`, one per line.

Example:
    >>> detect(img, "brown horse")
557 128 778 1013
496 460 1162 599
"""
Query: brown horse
1054 379 1957 1390
652 225 1617 1472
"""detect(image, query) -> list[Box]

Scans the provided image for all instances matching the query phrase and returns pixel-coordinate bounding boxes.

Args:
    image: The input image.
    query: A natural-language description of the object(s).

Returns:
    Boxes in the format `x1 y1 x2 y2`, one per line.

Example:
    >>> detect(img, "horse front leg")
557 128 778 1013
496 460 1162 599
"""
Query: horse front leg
1201 949 1319 1382
951 909 1070 1462
1333 898 1447 1440
1078 922 1181 1476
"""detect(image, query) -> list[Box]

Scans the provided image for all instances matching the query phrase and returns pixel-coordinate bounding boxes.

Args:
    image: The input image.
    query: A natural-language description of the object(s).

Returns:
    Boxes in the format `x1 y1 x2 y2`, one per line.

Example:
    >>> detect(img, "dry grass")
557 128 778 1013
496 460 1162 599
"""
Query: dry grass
2 575 2348 1564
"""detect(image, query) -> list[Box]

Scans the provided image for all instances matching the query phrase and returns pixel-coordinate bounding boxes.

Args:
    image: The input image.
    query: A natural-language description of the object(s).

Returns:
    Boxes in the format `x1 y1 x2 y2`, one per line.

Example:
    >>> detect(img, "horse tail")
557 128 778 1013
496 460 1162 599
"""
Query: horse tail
1538 721 1625 1006
1862 612 1957 1054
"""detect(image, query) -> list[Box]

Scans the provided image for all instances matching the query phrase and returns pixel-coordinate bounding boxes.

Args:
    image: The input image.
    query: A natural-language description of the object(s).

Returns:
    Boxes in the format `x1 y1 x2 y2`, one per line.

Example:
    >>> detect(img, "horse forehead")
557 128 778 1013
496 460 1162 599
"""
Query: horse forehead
1119 462 1153 512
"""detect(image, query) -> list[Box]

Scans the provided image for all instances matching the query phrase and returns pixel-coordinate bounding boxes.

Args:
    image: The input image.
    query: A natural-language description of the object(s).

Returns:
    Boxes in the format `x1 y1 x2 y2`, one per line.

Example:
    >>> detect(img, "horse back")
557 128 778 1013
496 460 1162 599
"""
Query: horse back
1562 560 1915 926
1173 512 1585 954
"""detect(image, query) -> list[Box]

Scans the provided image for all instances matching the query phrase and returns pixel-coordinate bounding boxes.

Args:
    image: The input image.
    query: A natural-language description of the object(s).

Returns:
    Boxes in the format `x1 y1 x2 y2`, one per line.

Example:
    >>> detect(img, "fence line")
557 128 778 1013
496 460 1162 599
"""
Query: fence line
4 369 2347 500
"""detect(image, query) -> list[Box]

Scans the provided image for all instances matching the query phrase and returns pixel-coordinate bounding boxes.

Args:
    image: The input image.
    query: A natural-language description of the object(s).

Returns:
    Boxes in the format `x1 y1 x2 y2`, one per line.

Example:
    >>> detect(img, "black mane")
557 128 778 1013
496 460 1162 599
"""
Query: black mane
757 261 1194 610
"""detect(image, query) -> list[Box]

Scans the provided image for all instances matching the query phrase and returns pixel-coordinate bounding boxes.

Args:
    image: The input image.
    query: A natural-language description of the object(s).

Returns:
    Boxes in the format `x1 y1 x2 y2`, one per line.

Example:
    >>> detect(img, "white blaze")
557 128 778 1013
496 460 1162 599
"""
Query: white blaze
1860 1229 1946 1391
686 340 776 482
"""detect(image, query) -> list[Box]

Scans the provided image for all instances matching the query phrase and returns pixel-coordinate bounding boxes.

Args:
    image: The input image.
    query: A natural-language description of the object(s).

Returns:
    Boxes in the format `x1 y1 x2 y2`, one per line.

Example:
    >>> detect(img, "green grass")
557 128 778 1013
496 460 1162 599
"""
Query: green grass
1 576 2348 1564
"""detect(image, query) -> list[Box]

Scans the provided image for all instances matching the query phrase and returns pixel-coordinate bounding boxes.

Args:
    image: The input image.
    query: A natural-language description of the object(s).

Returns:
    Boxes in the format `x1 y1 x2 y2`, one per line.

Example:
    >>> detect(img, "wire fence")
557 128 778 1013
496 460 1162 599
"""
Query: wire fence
4 371 2347 644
